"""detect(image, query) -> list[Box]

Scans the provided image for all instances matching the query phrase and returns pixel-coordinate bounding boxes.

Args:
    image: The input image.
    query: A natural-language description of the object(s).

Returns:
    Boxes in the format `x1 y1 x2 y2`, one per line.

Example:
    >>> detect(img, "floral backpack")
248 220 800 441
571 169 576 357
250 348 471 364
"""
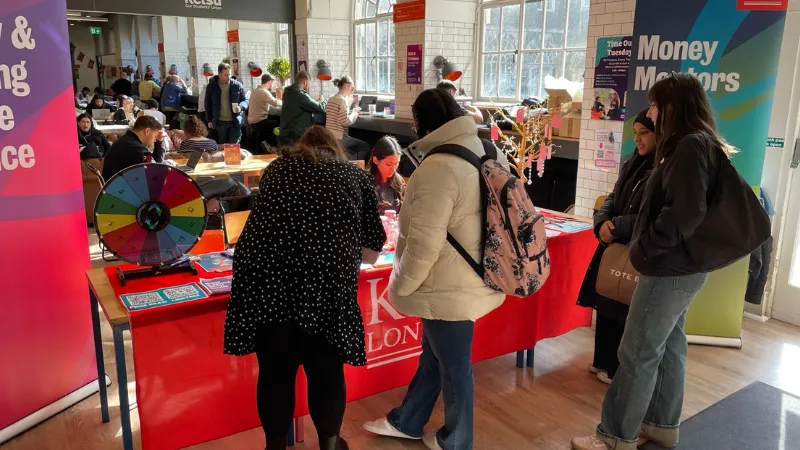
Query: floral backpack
424 140 551 297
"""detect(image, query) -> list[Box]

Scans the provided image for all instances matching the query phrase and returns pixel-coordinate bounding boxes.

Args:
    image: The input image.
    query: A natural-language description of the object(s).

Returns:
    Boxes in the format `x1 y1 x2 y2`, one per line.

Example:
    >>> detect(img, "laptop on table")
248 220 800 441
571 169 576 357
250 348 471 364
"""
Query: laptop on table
176 149 205 172
92 109 111 122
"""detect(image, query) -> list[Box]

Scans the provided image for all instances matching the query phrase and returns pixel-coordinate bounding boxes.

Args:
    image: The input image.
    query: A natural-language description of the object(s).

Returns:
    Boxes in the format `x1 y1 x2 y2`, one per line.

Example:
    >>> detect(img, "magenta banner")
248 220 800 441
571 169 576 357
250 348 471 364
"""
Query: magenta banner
0 0 95 437
406 44 422 84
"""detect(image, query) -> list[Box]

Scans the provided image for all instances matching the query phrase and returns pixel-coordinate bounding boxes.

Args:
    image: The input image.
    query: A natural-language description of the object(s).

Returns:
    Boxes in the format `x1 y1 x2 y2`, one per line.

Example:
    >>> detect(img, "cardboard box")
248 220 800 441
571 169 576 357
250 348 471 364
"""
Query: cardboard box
545 88 572 112
553 111 582 139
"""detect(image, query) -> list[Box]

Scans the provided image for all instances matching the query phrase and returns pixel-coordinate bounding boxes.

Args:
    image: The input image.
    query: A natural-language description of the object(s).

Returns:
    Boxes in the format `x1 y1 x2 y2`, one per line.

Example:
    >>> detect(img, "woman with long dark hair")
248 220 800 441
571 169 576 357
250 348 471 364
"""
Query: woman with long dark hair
571 73 735 450
76 113 111 159
224 125 386 450
369 135 405 214
363 89 507 450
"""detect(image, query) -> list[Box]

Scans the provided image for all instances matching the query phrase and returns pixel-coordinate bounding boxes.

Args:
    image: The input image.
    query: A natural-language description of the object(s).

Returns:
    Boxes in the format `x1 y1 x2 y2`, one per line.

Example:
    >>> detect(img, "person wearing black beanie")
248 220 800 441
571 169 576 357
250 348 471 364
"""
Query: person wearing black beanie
576 108 656 385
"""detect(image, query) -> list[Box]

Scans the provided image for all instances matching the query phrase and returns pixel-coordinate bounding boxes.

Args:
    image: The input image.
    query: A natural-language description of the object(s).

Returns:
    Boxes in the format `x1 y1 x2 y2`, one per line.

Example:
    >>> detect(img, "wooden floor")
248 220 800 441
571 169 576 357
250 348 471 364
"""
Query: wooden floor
4 235 800 450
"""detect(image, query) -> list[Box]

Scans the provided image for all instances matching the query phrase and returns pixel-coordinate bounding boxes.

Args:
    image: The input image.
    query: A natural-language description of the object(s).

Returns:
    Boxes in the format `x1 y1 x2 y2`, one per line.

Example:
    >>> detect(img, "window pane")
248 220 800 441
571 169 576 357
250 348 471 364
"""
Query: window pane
499 53 517 97
389 23 395 55
389 57 395 94
280 34 289 59
483 8 500 52
278 23 288 31
544 0 567 49
367 59 376 91
378 20 388 56
365 22 376 57
520 52 542 99
564 51 585 82
542 51 564 85
355 24 366 57
501 4 521 52
378 57 389 93
355 0 366 19
566 0 589 48
357 58 366 89
378 0 391 14
366 0 377 18
482 54 499 97
523 1 544 50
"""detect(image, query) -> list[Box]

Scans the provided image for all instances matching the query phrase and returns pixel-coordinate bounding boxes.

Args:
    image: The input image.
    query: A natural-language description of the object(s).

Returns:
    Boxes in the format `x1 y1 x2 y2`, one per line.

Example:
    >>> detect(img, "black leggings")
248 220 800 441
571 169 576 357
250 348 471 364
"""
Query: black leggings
592 314 625 378
255 323 346 442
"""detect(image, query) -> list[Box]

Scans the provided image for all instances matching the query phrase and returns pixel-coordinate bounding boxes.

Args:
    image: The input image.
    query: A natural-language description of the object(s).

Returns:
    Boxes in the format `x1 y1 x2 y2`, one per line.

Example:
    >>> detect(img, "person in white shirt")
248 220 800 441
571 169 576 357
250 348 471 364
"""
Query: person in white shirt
325 76 371 161
248 73 283 153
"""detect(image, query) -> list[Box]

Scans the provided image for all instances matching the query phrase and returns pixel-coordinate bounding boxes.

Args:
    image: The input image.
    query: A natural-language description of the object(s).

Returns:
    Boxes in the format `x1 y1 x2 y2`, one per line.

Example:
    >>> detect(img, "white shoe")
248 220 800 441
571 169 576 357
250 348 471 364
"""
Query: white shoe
571 436 610 450
422 431 443 450
588 364 602 374
597 372 613 385
362 418 420 440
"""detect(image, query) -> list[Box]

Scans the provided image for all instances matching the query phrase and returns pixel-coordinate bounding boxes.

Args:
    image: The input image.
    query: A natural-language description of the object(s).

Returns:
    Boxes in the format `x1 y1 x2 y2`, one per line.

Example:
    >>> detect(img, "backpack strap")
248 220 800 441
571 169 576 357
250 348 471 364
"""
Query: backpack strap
422 143 488 279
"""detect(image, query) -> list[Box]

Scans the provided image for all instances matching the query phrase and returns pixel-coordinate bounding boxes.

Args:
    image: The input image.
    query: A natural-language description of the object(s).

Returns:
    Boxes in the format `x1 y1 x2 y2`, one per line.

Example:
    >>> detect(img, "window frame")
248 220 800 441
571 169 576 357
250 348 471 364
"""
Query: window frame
477 0 588 102
352 0 396 95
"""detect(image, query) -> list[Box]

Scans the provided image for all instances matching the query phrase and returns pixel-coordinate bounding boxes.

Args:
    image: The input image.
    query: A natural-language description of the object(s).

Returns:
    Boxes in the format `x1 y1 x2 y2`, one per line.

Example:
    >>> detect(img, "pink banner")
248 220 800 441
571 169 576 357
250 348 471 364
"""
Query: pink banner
0 0 94 432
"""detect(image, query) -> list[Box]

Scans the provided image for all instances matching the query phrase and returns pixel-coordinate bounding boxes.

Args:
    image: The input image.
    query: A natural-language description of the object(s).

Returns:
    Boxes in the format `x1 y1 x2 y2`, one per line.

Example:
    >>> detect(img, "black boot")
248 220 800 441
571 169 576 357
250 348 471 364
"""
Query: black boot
318 435 349 450
266 435 287 450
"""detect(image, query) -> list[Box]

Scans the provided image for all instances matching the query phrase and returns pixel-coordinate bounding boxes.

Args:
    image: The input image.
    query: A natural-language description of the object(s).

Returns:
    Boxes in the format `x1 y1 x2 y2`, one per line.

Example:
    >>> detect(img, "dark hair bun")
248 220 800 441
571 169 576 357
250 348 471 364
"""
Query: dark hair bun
332 78 341 86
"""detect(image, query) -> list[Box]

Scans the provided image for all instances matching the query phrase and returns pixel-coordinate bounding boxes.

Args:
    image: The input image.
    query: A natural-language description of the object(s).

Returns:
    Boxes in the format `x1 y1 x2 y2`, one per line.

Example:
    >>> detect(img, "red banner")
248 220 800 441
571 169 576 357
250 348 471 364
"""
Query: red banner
737 0 788 10
100 227 595 450
0 0 94 436
394 0 426 23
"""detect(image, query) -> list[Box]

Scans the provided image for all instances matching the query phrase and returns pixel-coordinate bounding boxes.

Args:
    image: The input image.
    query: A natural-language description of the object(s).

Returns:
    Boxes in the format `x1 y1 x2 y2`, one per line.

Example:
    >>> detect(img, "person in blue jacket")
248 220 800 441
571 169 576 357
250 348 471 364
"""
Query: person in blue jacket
161 75 188 126
204 63 248 144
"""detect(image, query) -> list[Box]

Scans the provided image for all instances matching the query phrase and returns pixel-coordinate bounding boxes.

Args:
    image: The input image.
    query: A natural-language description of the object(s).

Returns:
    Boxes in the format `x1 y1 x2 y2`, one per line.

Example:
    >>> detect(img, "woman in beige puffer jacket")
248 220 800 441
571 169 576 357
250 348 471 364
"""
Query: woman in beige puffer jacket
363 89 505 450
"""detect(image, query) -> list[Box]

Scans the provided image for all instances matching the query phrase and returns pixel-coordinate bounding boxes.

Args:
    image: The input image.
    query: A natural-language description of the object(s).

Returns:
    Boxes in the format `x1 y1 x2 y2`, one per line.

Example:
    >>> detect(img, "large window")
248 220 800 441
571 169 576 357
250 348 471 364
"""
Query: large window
278 23 290 60
354 0 396 94
480 0 589 100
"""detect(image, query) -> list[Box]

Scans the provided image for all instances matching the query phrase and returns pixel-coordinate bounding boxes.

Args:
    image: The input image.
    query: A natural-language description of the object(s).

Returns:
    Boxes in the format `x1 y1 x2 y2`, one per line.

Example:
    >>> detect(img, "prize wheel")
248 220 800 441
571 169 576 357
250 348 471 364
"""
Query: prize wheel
94 164 208 266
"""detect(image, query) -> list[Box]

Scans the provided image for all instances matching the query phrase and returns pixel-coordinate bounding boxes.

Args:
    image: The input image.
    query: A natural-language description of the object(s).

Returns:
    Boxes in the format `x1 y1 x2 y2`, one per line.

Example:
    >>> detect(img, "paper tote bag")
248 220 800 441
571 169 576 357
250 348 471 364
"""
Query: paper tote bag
595 243 639 305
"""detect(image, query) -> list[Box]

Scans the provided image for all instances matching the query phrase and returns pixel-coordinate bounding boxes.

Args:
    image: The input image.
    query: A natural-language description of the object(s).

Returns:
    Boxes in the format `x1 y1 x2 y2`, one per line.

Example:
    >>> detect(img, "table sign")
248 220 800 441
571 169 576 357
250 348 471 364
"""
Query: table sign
119 283 208 311
223 143 241 165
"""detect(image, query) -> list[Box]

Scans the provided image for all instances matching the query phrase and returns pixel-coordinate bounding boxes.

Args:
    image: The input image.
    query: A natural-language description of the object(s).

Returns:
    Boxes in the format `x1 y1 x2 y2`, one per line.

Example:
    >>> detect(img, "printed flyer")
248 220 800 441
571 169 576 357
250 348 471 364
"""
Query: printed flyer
592 36 632 121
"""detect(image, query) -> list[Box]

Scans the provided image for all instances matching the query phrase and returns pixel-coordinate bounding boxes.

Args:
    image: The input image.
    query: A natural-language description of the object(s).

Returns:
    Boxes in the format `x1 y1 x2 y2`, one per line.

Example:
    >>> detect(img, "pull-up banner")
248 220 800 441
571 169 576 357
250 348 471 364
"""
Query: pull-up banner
622 0 787 186
0 0 97 442
66 0 295 24
622 0 787 343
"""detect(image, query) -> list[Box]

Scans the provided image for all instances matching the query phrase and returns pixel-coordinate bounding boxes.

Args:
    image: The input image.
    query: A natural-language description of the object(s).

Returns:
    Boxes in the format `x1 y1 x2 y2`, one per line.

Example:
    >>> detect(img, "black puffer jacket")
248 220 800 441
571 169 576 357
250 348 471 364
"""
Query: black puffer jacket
78 127 111 159
576 150 654 322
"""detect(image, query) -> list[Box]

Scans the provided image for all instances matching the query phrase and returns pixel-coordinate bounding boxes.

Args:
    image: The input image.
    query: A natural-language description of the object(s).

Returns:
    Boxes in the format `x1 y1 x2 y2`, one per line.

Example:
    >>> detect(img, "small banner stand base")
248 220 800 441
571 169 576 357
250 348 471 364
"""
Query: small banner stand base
117 262 198 286
688 334 742 349
0 376 112 445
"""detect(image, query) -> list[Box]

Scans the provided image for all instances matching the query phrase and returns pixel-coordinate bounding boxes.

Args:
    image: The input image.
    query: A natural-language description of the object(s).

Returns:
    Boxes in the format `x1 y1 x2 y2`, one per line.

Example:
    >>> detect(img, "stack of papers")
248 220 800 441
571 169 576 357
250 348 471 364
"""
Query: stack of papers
194 252 233 273
199 277 233 295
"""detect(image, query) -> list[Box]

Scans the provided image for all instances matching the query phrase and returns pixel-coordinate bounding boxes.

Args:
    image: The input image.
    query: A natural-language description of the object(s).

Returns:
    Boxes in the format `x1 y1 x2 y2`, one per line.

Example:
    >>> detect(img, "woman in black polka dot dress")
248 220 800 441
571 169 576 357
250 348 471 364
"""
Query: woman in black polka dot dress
224 126 386 450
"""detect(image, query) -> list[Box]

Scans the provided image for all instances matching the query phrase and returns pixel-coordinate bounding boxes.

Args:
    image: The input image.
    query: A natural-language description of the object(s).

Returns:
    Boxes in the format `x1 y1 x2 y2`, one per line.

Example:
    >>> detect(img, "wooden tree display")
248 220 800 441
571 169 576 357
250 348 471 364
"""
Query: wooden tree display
490 102 560 184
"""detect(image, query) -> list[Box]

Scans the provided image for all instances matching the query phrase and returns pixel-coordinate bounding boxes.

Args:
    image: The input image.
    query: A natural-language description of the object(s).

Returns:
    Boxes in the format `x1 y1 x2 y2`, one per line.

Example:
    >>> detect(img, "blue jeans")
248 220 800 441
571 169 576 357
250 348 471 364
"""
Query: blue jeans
387 319 474 450
215 120 241 144
597 273 708 449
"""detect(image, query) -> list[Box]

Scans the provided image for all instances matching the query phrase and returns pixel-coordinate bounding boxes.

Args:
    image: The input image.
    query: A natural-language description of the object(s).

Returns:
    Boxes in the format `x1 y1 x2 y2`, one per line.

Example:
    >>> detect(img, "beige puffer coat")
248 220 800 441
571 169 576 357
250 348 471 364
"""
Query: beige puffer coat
388 116 506 321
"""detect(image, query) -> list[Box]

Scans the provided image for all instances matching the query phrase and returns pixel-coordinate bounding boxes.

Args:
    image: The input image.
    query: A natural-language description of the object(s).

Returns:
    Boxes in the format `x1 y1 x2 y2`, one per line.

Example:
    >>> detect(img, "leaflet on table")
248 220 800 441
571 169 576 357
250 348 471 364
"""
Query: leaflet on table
199 276 233 295
119 282 209 311
374 252 395 268
194 251 234 273
544 217 593 234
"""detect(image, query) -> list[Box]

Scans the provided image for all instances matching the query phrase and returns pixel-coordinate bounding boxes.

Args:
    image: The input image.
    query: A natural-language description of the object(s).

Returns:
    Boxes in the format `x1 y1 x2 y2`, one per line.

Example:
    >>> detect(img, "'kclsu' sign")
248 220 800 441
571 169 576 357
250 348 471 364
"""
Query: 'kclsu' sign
362 276 422 369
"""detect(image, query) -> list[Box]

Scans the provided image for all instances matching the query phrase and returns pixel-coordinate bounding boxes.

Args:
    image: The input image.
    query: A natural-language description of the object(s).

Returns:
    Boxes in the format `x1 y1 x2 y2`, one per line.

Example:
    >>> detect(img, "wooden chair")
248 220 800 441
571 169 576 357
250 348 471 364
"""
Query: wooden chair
593 195 608 215
224 210 251 247
189 230 226 254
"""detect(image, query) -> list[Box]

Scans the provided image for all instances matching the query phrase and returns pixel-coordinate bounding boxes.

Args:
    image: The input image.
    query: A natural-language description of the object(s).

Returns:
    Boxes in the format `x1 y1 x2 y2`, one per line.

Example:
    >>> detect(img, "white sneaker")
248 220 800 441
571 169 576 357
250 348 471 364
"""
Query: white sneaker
422 430 443 450
571 436 609 450
597 372 613 385
588 364 602 374
362 418 420 440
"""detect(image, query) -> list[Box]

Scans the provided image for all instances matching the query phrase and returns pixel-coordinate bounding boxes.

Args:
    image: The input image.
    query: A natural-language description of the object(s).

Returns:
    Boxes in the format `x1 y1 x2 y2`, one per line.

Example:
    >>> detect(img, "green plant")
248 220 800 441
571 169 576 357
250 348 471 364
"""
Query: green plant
267 57 291 87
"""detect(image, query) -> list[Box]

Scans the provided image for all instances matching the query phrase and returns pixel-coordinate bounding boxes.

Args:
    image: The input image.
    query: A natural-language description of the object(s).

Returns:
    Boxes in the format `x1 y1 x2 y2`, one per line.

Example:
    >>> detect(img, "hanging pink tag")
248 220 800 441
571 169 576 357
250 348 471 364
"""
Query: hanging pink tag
537 153 545 173
551 114 562 128
491 124 499 140
548 124 553 140
547 145 552 160
526 154 533 168
516 108 525 123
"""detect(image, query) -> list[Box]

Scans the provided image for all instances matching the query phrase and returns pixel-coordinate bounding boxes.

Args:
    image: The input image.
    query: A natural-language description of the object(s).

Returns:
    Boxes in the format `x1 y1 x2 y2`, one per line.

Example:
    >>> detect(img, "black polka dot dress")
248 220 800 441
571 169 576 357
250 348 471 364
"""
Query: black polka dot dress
223 154 386 366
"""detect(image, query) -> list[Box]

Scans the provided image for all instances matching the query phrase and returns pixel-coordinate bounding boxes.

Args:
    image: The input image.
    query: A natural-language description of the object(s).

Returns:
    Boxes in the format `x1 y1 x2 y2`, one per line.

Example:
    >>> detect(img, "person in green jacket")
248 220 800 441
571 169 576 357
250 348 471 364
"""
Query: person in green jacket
279 71 326 145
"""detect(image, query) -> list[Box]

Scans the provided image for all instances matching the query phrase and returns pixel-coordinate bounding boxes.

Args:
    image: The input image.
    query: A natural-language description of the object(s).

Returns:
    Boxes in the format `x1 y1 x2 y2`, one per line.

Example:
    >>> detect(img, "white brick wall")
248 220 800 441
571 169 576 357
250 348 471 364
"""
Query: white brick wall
574 0 636 218
239 41 280 90
190 47 229 93
164 51 191 82
302 34 351 99
394 20 426 119
424 20 475 96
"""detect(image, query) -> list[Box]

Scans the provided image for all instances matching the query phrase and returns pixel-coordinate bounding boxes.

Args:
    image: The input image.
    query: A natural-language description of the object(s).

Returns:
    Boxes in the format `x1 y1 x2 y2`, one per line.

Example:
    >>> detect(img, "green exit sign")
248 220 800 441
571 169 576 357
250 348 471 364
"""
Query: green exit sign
89 26 102 35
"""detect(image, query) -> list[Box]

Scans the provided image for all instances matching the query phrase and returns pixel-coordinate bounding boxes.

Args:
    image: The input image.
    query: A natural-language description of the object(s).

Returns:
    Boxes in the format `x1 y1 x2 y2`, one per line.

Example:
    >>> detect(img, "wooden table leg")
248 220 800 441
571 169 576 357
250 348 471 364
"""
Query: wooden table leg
90 288 110 423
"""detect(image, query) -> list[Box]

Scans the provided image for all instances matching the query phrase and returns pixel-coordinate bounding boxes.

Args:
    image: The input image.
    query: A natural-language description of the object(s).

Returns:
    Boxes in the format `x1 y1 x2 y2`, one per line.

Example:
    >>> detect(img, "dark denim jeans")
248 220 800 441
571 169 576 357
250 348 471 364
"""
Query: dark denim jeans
387 319 474 450
597 273 708 449
215 120 241 144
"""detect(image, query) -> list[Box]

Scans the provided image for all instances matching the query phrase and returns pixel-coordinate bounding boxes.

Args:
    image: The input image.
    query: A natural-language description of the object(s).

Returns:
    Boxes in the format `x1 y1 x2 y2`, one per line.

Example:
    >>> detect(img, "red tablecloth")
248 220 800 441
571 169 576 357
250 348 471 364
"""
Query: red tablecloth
102 226 595 450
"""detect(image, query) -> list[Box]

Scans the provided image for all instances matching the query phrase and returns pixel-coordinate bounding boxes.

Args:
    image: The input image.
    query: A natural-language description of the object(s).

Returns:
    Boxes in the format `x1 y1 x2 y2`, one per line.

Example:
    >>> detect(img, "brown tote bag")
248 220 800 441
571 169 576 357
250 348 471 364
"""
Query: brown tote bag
595 243 640 305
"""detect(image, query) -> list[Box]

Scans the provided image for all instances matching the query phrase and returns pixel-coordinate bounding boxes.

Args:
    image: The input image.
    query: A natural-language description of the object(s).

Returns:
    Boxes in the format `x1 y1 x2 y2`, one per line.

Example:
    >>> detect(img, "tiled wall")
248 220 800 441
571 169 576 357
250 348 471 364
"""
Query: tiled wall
303 34 351 100
164 51 191 82
574 0 637 218
190 47 229 93
239 41 280 91
423 20 475 96
394 20 426 120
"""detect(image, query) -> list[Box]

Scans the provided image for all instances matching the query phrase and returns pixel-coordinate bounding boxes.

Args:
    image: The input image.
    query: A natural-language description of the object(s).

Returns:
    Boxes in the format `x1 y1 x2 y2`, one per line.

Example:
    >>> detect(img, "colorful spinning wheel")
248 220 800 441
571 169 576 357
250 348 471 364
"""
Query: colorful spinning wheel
94 164 207 266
